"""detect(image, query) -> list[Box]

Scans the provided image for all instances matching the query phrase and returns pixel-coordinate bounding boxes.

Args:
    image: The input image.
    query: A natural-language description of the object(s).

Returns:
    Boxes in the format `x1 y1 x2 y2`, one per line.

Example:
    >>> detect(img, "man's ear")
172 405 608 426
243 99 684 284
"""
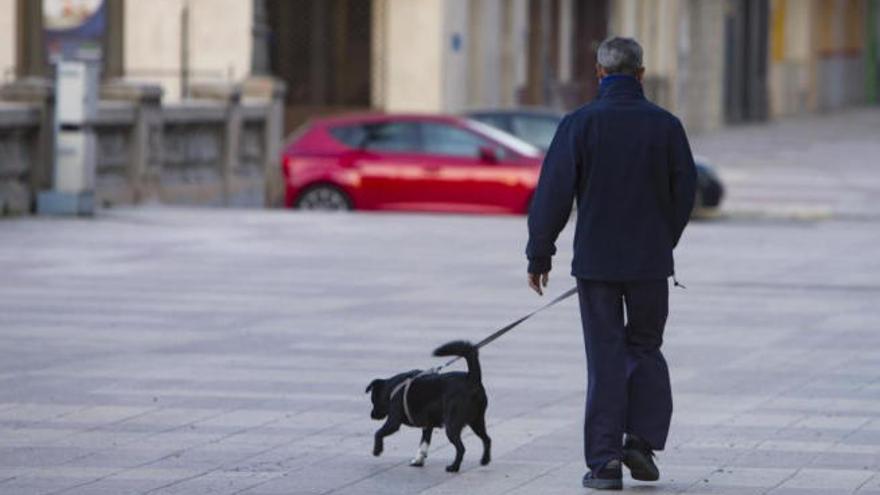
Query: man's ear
365 379 383 393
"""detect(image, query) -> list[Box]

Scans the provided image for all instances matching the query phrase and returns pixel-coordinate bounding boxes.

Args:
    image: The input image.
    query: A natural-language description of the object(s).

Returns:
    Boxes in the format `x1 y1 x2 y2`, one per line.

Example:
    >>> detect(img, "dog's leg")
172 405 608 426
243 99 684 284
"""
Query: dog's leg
444 422 466 472
470 416 492 466
410 428 432 467
373 416 401 457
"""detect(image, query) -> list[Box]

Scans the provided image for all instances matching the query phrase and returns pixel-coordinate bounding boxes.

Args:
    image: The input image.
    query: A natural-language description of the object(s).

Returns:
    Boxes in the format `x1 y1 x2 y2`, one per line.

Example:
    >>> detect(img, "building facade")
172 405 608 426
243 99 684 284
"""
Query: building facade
768 0 871 117
2 0 878 135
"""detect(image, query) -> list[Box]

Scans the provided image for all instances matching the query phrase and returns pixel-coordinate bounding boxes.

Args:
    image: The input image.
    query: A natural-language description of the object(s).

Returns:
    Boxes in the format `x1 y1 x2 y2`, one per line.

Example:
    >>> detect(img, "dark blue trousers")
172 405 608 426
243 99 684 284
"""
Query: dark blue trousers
577 278 673 470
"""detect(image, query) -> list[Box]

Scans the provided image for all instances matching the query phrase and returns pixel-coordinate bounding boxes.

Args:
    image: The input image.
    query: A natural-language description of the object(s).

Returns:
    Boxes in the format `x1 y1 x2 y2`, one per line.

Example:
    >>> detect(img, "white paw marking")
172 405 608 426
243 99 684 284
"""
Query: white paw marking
410 441 429 465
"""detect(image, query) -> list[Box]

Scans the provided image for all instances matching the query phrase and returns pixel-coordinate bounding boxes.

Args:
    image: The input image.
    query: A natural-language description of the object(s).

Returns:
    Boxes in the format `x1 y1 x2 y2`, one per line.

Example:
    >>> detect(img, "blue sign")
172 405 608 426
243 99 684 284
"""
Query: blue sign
451 33 463 53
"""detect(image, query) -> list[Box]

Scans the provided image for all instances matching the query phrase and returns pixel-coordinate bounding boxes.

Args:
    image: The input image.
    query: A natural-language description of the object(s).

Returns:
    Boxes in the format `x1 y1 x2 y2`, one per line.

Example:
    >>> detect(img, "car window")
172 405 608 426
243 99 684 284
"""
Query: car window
469 114 511 133
421 123 492 158
328 124 366 148
510 116 560 150
464 119 542 158
362 122 421 152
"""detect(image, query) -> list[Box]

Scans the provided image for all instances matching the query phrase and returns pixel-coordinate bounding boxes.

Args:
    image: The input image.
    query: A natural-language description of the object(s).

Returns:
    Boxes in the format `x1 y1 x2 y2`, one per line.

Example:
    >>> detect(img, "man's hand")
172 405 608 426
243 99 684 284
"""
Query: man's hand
528 272 549 295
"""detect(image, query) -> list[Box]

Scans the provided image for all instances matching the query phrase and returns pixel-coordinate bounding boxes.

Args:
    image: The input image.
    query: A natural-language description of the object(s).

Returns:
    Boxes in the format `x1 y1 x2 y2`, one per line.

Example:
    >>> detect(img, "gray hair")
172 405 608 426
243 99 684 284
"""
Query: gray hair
597 37 643 75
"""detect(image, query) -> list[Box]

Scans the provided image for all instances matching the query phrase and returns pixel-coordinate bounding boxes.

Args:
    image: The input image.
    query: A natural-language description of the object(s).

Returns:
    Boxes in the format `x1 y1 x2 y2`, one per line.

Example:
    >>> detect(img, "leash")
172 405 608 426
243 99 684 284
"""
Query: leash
390 286 578 424
438 286 579 369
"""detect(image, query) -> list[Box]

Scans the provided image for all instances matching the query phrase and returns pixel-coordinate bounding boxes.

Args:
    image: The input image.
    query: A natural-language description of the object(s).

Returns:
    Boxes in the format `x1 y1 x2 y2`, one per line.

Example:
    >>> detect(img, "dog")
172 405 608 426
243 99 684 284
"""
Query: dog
365 340 491 472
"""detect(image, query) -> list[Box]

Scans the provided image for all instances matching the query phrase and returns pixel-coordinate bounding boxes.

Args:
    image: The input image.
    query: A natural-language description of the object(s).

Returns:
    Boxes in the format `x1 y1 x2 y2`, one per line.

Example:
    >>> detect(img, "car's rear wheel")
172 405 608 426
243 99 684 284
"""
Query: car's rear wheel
295 185 353 211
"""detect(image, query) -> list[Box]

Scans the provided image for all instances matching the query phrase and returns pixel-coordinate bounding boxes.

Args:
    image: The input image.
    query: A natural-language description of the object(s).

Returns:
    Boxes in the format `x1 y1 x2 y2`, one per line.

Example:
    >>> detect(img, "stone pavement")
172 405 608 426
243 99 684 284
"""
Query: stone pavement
691 108 880 221
0 108 879 494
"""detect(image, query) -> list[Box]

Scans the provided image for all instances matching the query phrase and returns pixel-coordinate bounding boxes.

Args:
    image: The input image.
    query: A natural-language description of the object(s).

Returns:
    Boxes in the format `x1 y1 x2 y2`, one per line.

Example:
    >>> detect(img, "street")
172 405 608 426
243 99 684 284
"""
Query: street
1 109 880 494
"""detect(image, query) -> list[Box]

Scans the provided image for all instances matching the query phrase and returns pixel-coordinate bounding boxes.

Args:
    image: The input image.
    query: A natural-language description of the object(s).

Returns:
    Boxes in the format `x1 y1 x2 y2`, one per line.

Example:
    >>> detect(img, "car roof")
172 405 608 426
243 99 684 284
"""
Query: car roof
309 112 467 127
466 107 563 119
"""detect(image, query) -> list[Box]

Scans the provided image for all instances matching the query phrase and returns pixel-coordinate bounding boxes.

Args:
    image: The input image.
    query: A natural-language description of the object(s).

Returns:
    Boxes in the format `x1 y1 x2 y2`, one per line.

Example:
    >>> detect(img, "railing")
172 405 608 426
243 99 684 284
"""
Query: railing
0 77 286 215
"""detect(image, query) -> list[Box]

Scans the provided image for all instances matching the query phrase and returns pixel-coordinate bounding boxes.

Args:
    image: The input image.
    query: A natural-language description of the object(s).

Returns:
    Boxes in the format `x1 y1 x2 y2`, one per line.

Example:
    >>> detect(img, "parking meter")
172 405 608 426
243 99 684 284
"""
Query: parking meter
37 60 98 216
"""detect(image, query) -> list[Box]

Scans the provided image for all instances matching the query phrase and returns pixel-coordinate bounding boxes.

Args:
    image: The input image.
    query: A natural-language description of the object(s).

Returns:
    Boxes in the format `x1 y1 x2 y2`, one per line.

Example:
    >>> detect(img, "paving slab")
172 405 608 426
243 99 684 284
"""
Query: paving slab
2 109 880 493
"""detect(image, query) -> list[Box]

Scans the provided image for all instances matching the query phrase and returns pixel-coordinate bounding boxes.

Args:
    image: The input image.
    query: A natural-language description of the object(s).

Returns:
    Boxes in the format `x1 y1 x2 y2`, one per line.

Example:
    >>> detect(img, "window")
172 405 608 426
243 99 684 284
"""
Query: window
329 125 366 148
510 116 560 151
329 122 420 153
421 123 491 158
469 114 511 133
464 119 542 158
363 122 420 152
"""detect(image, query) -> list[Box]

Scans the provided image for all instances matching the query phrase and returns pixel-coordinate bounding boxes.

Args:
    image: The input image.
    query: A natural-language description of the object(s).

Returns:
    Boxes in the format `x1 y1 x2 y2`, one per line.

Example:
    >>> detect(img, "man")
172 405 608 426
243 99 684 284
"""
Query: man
526 37 696 490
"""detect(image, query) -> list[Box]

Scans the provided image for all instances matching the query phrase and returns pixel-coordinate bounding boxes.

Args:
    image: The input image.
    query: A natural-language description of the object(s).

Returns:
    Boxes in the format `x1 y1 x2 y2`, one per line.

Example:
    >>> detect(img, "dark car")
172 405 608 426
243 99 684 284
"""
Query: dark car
467 108 724 210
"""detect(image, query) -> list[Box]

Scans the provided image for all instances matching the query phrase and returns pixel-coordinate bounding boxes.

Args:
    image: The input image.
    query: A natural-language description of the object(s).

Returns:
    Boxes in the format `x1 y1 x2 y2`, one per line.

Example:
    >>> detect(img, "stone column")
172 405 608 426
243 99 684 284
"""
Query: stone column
101 81 164 203
243 76 287 208
0 77 55 208
191 83 242 206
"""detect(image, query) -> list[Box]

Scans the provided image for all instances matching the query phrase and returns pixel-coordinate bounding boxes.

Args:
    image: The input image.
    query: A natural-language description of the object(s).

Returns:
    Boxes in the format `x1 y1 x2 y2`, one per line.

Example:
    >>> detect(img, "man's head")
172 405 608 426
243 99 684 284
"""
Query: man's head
596 36 645 82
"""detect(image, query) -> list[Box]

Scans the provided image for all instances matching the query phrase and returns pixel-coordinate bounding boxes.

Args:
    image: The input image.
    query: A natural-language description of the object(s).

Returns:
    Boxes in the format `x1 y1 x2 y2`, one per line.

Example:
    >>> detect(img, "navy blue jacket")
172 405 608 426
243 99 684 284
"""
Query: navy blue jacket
526 75 697 280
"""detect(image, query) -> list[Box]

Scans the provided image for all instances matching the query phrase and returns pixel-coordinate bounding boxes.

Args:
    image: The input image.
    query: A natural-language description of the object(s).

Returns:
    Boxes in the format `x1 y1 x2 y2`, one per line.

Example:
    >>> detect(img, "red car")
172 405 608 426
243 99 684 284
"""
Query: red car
283 114 544 214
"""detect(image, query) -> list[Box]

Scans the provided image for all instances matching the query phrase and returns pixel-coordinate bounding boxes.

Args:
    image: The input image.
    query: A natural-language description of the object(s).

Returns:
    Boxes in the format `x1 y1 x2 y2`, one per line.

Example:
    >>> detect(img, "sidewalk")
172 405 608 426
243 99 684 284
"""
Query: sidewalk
691 107 880 221
0 109 879 494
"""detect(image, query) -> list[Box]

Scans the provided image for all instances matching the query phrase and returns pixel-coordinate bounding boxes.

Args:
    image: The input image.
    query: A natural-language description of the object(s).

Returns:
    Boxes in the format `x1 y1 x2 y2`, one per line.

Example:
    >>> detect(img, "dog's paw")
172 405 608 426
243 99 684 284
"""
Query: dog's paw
409 458 425 467
445 464 460 473
480 454 491 466
372 443 383 457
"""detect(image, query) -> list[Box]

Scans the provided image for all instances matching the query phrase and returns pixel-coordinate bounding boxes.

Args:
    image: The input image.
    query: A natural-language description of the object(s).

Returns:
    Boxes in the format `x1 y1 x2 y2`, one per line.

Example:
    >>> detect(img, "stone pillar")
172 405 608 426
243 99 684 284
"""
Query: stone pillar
191 83 242 206
0 77 55 208
676 0 726 133
101 81 164 203
243 76 287 208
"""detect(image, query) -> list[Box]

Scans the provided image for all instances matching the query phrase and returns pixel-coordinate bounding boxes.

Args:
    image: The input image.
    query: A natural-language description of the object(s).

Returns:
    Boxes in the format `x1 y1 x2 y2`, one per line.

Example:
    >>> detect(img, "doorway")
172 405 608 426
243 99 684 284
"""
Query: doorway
264 0 373 133
723 0 769 123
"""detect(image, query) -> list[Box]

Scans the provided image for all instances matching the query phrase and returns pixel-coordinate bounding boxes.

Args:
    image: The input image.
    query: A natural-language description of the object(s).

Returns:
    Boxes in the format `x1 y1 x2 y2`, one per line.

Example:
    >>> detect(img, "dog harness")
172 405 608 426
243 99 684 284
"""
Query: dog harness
389 368 439 425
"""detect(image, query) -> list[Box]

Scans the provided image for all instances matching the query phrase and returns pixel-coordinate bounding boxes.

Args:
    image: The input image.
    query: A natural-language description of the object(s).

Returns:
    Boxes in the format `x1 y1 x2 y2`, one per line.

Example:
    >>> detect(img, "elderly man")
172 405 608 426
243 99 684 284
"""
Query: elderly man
526 37 696 490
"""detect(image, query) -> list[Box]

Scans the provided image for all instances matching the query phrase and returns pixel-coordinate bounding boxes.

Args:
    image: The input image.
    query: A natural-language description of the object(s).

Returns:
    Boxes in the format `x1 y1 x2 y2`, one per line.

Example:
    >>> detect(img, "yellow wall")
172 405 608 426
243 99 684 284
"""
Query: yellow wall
189 0 252 84
609 0 680 109
843 0 865 52
817 0 865 54
123 0 252 100
377 0 444 111
769 0 816 116
770 0 786 62
123 0 183 99
0 0 16 83
608 0 725 132
770 0 867 116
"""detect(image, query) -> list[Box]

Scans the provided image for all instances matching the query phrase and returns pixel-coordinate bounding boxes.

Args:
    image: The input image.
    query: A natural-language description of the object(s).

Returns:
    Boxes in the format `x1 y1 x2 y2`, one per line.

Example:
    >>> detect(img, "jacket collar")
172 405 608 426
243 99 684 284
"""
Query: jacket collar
598 75 645 100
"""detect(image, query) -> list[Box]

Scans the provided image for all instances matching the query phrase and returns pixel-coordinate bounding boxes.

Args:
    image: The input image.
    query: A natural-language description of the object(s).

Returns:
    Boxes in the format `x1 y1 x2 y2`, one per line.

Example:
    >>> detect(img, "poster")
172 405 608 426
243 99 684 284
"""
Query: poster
43 0 107 63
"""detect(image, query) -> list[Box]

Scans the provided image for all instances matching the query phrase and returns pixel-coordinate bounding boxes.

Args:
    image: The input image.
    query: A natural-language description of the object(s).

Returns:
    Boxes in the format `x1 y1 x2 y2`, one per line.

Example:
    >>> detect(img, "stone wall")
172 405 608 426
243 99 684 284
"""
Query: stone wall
0 77 286 216
0 103 39 214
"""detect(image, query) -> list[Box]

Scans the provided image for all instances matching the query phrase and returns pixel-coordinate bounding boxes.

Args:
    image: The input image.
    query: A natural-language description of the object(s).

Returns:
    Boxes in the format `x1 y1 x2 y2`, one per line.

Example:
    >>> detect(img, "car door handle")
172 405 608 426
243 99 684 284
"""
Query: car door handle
425 164 441 173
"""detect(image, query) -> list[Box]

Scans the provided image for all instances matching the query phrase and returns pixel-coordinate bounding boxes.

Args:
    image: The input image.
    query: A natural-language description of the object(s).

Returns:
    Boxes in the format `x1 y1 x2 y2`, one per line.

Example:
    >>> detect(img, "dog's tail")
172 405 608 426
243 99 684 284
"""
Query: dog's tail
433 341 481 383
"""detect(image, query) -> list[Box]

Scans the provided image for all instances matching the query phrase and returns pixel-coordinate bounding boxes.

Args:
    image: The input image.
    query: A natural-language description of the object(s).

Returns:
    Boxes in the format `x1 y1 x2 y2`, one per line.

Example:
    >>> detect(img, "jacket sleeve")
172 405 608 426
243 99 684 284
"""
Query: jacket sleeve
526 115 579 274
669 118 697 247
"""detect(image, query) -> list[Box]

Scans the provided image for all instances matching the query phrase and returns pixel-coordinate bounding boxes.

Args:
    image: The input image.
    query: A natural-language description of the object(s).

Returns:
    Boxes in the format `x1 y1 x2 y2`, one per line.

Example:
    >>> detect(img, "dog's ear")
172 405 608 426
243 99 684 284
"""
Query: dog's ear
365 379 383 394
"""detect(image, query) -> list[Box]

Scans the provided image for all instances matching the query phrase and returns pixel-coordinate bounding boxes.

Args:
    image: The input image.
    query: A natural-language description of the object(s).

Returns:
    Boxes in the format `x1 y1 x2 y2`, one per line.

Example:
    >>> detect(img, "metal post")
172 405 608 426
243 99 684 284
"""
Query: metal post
181 0 190 99
867 0 878 104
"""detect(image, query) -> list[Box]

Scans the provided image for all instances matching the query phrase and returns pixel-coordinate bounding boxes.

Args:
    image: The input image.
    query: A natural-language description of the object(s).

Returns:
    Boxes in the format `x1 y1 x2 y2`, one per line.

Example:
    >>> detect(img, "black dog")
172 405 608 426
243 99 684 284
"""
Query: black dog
365 341 491 472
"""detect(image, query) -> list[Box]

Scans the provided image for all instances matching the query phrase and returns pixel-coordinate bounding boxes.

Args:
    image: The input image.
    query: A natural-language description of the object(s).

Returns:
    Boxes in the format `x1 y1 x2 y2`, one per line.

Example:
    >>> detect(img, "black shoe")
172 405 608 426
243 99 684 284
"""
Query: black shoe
622 435 659 481
582 459 623 490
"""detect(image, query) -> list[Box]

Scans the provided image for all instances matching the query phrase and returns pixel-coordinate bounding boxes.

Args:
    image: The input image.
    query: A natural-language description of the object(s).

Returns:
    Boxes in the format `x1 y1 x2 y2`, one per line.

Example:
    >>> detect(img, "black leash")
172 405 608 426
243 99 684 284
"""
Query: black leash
390 286 579 423
437 286 579 370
